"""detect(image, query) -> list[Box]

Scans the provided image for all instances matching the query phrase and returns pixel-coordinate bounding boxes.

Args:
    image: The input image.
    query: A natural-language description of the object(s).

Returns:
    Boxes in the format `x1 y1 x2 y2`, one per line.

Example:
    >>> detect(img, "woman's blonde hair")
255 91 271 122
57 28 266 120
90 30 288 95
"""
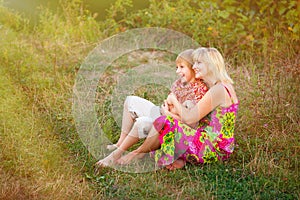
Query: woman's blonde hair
192 47 233 84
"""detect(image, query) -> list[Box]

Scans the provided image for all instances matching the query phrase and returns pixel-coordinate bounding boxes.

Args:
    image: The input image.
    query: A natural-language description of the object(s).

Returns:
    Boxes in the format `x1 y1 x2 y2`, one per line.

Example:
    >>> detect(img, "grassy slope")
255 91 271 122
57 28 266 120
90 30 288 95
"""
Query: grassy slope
0 67 95 199
0 4 97 199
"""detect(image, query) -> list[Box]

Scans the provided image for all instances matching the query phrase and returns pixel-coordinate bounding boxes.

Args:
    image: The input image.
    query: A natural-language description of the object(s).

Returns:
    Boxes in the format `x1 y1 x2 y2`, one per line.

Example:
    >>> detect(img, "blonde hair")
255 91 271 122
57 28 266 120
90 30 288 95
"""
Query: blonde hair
192 47 233 84
176 49 194 68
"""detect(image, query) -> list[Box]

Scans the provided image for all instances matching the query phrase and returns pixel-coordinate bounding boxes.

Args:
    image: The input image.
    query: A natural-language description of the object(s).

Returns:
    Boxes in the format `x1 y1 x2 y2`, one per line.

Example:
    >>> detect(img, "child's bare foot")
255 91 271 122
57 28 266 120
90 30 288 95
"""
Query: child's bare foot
95 152 120 167
95 158 113 168
106 144 118 151
165 159 186 170
117 151 145 165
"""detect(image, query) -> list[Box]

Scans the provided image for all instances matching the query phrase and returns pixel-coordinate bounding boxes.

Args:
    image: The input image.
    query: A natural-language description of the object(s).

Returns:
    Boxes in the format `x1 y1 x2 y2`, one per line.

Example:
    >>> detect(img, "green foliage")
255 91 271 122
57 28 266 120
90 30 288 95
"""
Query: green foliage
106 0 133 20
36 0 101 42
0 3 29 31
104 0 299 65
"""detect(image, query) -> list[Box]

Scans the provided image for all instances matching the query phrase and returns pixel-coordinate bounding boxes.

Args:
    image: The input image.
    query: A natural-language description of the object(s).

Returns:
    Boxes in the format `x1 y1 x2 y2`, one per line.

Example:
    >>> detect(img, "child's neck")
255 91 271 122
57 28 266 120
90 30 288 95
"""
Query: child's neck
189 77 196 83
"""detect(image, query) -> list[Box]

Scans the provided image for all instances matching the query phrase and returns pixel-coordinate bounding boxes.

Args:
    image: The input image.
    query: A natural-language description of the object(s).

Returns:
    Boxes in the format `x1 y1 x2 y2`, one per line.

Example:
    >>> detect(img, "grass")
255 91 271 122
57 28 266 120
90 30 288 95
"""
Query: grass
0 0 299 199
0 67 95 199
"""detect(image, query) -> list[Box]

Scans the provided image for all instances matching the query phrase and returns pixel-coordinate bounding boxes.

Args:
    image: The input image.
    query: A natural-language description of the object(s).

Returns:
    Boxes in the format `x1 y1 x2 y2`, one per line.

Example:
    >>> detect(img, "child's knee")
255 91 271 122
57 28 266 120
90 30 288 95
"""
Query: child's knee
135 117 153 138
124 96 133 108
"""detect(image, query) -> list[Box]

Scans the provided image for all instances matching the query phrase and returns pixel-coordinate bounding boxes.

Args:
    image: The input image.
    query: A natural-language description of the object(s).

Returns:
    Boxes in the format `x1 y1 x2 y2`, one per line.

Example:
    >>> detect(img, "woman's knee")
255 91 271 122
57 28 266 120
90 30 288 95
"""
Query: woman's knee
153 115 168 132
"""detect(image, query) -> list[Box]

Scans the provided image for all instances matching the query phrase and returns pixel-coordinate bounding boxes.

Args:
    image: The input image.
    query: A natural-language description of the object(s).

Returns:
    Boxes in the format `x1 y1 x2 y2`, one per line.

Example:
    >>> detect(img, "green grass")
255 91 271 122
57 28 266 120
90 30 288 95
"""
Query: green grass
0 67 95 199
0 0 299 199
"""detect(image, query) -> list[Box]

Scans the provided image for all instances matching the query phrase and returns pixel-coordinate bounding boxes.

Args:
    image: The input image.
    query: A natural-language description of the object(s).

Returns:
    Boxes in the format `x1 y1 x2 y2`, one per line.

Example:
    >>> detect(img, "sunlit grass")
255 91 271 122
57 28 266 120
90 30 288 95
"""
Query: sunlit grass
0 67 95 199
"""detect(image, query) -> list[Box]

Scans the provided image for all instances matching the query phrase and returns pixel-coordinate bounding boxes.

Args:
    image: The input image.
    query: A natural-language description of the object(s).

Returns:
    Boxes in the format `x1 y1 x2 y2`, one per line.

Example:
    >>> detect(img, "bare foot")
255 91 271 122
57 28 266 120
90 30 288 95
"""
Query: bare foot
117 151 145 165
106 144 118 151
95 152 121 168
165 159 186 170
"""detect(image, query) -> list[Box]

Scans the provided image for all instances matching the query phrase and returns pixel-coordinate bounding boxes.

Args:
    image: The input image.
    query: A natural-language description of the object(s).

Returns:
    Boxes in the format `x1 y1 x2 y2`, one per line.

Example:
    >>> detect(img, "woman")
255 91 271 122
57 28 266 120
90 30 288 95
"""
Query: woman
119 47 239 170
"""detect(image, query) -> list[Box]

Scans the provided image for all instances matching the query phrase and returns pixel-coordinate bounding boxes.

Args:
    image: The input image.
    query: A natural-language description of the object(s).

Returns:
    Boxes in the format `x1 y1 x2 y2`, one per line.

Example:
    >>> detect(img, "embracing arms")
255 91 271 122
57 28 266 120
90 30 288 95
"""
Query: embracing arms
162 84 227 126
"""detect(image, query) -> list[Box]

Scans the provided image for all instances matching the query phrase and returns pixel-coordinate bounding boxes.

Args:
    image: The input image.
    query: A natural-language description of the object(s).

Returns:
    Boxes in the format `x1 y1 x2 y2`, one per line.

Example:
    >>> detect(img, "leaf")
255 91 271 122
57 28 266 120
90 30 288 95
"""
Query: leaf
218 10 230 19
204 126 218 142
236 12 248 22
279 5 287 15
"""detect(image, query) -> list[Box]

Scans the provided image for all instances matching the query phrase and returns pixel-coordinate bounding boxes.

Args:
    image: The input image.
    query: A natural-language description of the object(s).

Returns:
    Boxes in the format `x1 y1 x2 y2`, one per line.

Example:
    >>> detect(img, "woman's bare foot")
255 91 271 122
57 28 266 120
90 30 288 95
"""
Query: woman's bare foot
165 159 186 170
117 151 145 165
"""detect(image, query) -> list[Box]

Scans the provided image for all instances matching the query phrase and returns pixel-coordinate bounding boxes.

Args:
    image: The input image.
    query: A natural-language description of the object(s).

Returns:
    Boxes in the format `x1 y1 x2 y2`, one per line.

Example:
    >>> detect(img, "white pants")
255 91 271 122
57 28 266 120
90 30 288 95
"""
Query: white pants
125 96 161 138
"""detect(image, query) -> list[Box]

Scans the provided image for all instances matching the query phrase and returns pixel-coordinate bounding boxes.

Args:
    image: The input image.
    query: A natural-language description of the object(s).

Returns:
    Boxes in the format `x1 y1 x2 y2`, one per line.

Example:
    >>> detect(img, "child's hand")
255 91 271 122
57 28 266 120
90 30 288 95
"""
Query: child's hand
160 100 169 115
161 100 179 117
167 93 177 104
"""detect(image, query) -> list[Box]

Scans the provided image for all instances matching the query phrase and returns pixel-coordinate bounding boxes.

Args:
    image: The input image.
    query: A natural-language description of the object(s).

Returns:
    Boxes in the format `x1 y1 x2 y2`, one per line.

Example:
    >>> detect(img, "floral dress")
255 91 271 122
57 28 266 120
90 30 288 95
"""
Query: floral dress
153 86 239 166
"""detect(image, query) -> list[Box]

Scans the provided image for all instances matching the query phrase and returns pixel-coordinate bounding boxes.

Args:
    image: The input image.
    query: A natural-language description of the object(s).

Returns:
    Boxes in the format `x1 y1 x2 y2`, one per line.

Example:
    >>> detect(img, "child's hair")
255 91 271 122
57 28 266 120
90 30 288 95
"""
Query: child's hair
192 47 233 84
176 49 194 68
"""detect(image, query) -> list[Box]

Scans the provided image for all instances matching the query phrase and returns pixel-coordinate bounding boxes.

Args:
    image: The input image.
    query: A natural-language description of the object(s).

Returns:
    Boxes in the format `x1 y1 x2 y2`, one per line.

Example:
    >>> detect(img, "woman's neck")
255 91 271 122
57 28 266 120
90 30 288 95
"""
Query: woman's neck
204 76 219 88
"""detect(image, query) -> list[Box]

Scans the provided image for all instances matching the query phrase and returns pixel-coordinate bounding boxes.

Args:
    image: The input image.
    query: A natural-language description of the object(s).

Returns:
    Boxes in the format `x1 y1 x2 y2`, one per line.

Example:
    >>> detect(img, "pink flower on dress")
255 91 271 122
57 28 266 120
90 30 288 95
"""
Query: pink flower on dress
218 137 234 154
193 131 205 150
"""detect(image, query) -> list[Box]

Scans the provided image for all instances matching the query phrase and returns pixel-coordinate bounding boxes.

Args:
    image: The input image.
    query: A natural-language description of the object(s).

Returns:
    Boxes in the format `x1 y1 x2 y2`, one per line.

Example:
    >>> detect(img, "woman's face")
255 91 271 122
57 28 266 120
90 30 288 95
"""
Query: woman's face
192 61 207 79
176 60 195 83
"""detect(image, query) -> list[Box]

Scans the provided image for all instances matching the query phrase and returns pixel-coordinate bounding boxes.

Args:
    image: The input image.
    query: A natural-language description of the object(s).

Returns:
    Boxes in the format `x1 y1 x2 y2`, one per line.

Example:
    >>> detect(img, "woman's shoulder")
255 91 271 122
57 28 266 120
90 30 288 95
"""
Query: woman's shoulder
214 82 238 105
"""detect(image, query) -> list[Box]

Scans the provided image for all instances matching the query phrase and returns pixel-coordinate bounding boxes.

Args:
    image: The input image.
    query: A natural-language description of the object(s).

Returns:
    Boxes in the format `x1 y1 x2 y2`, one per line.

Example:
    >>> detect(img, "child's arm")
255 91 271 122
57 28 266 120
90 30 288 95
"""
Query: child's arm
161 95 196 121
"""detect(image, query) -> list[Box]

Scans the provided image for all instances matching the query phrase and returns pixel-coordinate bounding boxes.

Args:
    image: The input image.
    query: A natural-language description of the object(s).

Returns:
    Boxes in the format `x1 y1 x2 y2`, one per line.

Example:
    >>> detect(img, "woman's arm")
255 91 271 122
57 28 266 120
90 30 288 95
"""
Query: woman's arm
168 84 226 125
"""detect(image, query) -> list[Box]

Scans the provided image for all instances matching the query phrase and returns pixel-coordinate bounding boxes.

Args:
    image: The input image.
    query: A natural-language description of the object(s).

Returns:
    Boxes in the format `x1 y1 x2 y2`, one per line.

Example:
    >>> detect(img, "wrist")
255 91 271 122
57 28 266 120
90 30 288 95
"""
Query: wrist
160 106 165 115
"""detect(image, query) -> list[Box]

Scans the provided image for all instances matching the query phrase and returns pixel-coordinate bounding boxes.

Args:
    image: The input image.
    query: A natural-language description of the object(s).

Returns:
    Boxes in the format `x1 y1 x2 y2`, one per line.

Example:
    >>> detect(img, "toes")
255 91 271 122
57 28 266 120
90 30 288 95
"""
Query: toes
165 164 172 170
95 160 108 167
166 159 186 170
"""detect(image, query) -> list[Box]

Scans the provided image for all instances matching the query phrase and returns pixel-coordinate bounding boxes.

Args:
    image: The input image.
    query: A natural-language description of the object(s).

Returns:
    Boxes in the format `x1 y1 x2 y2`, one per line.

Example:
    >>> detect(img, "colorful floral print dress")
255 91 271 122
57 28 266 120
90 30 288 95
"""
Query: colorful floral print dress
153 86 239 166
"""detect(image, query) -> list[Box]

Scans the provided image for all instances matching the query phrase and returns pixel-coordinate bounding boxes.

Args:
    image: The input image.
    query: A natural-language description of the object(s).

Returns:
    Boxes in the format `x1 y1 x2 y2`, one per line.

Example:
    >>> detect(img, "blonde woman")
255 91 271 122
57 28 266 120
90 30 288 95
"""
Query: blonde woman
120 47 239 170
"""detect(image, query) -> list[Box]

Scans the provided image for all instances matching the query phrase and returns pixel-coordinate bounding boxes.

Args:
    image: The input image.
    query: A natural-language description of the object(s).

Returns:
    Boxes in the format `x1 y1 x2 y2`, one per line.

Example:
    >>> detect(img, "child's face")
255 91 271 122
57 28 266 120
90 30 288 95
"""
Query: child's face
176 60 195 83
